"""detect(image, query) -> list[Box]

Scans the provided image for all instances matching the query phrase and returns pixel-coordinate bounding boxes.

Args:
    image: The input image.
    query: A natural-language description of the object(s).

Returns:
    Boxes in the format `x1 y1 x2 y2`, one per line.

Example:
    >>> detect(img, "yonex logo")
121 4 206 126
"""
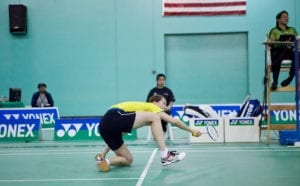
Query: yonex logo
272 110 296 121
1 113 55 124
230 119 254 125
173 110 190 123
194 120 218 126
0 123 35 138
3 114 20 120
56 123 83 137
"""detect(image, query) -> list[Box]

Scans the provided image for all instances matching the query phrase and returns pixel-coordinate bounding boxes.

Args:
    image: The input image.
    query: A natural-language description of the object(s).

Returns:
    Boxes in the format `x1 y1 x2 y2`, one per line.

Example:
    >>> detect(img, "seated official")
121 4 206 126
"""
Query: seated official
31 83 54 107
268 10 298 90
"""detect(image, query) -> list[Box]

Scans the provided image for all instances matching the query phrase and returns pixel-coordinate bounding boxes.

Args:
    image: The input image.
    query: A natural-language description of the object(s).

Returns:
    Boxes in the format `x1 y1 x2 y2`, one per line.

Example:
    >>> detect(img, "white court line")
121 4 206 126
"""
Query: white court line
0 148 154 153
0 149 300 156
0 150 154 156
0 145 292 153
0 178 138 183
136 148 157 186
1 145 300 155
1 148 300 156
180 149 300 152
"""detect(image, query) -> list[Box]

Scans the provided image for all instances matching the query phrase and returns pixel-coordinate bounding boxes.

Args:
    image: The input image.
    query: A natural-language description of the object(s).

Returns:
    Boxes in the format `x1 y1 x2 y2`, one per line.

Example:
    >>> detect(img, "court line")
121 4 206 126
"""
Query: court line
0 178 138 183
0 145 293 152
1 148 300 156
0 150 154 156
136 148 157 186
179 149 300 152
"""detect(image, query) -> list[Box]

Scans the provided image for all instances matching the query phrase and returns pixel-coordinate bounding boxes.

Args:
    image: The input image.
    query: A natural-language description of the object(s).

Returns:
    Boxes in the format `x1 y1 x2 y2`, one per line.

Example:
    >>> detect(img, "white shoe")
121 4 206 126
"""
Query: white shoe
161 151 186 166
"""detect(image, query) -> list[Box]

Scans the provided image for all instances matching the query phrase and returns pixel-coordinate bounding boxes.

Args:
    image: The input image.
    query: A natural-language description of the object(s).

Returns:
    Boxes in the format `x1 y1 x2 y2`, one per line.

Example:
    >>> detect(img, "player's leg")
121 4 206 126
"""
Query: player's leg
110 144 133 166
97 144 135 171
98 110 135 171
132 111 166 151
132 111 186 166
97 143 132 171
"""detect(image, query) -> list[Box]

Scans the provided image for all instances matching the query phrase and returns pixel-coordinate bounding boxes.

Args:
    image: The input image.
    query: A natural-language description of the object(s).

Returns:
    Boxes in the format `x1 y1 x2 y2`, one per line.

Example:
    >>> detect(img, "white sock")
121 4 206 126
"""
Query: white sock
106 159 110 165
161 148 169 159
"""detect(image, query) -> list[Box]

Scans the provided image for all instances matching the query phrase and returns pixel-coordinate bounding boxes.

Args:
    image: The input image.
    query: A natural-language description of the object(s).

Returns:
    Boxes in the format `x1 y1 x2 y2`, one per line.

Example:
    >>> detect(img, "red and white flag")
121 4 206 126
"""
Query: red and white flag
163 0 247 16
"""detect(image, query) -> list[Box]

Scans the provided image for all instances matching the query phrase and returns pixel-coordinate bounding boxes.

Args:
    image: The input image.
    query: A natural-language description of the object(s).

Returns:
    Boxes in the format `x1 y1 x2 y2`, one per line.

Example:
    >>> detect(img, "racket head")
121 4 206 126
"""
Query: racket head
206 125 219 141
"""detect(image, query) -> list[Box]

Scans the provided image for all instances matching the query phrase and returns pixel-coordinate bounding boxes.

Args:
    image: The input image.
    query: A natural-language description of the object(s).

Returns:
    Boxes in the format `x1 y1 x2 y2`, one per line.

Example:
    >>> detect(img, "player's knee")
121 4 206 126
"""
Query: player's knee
127 157 133 165
123 157 133 166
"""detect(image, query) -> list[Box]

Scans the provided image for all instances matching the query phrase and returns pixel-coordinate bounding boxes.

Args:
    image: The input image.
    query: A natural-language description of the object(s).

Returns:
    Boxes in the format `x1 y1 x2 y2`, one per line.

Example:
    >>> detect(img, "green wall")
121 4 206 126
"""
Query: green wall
0 0 299 116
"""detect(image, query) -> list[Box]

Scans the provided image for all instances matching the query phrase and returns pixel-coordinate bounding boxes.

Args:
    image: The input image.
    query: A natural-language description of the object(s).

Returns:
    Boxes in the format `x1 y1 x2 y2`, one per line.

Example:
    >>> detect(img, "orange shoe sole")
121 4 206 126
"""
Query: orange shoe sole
97 160 110 172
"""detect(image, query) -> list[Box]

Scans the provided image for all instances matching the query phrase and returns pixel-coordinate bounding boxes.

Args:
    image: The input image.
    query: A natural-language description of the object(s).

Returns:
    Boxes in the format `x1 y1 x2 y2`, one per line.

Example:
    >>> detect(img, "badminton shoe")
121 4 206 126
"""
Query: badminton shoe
95 153 110 172
161 151 186 166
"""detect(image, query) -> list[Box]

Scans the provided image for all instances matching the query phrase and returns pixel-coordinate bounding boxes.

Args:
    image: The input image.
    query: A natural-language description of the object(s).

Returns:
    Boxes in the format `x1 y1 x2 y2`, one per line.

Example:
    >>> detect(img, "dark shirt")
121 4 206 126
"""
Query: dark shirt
31 91 54 107
146 87 175 105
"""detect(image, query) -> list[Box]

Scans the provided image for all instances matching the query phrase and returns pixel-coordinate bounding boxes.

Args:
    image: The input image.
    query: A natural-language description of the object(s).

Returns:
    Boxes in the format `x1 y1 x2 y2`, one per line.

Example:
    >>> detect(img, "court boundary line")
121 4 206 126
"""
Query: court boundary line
0 178 138 183
136 148 157 186
0 150 154 156
1 148 300 156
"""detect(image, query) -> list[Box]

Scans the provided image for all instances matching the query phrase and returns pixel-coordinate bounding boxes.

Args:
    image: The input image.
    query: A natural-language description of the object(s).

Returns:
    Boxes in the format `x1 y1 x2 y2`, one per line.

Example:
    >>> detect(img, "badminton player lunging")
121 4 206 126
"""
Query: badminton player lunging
96 95 201 171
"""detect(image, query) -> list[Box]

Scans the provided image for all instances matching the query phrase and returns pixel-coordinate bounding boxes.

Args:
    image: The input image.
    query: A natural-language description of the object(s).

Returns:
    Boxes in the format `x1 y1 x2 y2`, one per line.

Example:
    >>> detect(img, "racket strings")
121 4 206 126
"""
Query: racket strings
206 125 219 141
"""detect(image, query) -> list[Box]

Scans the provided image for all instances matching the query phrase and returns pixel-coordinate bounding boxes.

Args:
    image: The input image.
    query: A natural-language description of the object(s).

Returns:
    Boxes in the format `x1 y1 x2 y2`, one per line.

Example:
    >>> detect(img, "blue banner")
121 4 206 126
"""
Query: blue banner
0 119 40 141
54 117 137 141
171 105 240 124
0 107 60 128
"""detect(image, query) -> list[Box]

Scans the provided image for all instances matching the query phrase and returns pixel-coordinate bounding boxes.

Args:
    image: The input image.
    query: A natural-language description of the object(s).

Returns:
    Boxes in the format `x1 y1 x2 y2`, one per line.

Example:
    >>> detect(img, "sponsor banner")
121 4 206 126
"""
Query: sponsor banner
189 118 224 143
0 119 40 141
261 109 296 126
54 118 137 141
171 105 240 124
269 110 295 125
172 104 296 126
229 118 255 126
194 119 220 126
224 117 259 142
0 107 60 129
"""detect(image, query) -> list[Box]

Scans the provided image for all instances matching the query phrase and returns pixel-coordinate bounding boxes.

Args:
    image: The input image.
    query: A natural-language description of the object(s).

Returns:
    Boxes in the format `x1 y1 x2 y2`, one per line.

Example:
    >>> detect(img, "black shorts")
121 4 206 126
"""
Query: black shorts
99 108 136 150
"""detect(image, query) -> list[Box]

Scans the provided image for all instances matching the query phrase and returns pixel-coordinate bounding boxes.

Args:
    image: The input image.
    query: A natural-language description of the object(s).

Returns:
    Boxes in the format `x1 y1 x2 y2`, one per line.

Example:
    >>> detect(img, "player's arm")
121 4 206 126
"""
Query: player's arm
159 112 201 137
167 90 175 111
166 101 174 111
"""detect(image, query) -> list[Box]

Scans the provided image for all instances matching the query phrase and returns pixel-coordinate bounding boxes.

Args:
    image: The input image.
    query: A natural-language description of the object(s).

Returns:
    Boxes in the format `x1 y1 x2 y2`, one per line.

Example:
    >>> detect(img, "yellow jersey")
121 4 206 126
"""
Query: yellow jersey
111 102 162 113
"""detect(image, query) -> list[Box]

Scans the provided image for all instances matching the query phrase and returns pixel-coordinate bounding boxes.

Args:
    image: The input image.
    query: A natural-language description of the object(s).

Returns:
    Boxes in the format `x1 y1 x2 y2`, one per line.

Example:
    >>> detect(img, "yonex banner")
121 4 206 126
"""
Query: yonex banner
189 118 224 143
172 104 296 126
194 119 220 127
171 105 240 124
229 118 256 126
54 118 137 141
268 110 295 125
224 117 259 142
0 119 40 141
0 107 60 129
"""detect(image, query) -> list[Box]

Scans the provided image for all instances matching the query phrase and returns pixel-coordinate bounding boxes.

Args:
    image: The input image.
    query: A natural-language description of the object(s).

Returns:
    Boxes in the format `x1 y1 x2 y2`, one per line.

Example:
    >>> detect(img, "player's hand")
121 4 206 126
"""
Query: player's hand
191 130 201 137
164 105 171 111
